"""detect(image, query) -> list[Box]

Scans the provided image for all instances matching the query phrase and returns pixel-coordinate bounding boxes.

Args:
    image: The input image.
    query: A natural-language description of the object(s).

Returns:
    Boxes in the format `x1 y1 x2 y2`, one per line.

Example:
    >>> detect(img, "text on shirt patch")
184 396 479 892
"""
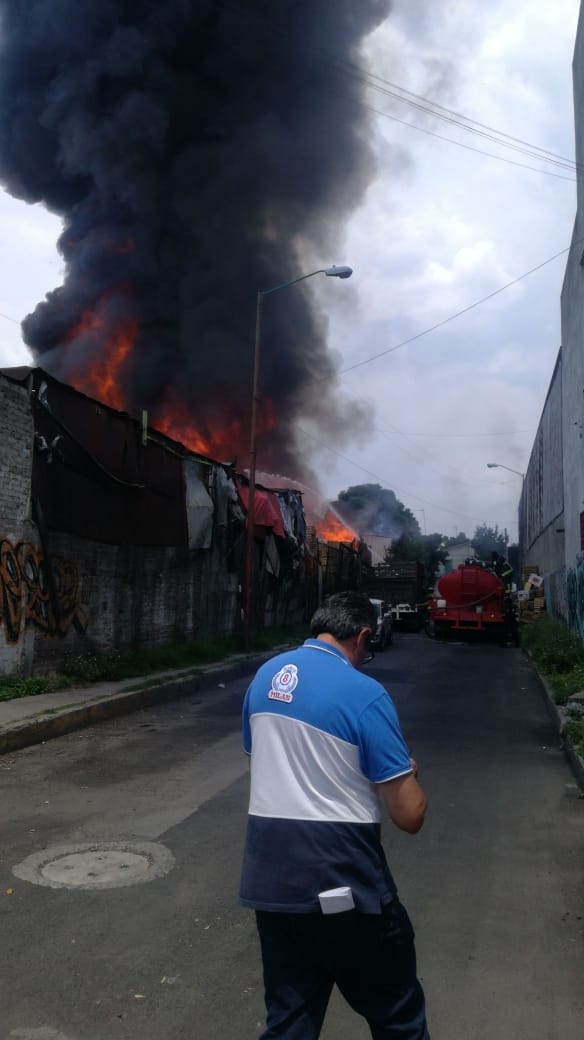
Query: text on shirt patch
268 689 294 702
268 663 298 702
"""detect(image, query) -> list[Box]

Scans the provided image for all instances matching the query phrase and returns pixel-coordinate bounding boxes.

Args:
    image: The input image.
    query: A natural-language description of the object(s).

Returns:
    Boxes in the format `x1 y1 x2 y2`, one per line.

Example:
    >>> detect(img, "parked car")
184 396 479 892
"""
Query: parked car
368 598 393 649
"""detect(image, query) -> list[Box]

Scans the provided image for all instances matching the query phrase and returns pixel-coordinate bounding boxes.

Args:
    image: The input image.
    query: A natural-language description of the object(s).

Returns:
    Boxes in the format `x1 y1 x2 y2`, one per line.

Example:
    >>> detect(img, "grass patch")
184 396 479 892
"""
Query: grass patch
520 617 584 705
563 718 584 759
0 625 308 702
0 674 74 702
521 616 584 674
520 617 584 764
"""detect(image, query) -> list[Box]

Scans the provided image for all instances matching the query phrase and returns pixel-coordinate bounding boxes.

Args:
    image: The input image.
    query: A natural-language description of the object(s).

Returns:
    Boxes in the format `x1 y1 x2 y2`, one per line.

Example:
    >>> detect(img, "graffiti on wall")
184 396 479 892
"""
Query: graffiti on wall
0 538 90 644
566 559 584 636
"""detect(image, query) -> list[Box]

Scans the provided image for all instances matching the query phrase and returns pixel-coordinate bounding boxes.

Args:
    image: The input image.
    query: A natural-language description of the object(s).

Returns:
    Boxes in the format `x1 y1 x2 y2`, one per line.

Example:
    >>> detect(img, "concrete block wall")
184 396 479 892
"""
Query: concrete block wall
0 373 242 675
0 369 311 677
0 377 38 675
0 377 34 535
23 533 241 675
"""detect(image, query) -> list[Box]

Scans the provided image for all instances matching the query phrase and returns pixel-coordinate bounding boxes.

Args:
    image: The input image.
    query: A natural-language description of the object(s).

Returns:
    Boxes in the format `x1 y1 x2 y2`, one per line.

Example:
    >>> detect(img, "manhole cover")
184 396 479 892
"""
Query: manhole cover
13 841 175 890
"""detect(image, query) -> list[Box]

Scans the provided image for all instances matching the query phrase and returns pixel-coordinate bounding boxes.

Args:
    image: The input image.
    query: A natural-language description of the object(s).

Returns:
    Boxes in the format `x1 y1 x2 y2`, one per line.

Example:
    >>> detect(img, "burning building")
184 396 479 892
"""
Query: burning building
0 0 389 482
0 366 365 677
0 3 389 674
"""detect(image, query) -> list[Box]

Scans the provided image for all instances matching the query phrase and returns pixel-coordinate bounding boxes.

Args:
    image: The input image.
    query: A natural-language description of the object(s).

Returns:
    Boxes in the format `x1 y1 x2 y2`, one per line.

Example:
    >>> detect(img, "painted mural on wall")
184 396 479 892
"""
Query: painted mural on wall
0 538 90 644
566 559 584 635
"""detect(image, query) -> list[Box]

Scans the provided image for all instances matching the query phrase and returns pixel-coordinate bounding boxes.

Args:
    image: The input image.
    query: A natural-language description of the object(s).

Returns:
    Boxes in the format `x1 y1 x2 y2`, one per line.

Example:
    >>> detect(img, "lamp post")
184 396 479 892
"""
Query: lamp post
487 462 525 564
416 509 426 535
486 462 524 480
244 265 353 651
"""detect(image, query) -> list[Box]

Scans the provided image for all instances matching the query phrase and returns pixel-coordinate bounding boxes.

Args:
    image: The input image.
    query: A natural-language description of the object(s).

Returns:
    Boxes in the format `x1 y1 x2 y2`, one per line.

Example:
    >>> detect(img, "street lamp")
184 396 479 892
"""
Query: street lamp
487 463 526 566
244 265 353 650
486 463 524 479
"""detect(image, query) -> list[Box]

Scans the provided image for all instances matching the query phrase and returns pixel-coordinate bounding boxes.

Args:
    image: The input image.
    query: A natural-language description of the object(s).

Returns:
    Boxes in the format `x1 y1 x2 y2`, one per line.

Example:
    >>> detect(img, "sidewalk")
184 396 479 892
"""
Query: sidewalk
535 668 584 791
0 651 274 756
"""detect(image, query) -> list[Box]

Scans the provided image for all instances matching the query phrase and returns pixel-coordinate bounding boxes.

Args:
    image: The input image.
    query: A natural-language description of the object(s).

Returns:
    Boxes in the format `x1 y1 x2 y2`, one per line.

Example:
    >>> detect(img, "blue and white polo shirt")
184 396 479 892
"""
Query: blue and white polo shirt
239 638 413 914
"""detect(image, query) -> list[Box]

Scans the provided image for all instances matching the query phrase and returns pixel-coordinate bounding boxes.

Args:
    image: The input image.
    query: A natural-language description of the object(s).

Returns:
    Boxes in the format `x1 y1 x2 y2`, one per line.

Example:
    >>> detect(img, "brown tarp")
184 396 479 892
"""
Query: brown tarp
30 371 188 546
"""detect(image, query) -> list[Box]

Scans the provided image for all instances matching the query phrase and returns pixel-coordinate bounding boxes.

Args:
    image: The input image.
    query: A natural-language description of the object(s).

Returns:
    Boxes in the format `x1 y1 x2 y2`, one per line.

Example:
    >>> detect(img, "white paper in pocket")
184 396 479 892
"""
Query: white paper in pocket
318 886 355 914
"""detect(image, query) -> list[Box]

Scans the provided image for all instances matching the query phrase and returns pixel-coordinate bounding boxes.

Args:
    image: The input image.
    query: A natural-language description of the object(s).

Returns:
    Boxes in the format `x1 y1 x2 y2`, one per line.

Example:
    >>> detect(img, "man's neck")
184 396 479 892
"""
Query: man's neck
313 632 358 667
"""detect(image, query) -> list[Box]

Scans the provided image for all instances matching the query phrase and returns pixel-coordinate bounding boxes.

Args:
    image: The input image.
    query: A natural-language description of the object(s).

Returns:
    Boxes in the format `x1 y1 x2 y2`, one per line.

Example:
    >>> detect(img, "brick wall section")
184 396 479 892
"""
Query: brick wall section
25 532 241 674
1 372 307 677
0 376 37 675
0 377 34 536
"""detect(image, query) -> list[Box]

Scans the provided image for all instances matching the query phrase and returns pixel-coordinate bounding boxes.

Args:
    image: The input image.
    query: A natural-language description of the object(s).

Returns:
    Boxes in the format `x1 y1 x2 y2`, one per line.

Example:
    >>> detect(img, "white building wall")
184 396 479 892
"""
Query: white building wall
560 5 584 631
521 351 565 614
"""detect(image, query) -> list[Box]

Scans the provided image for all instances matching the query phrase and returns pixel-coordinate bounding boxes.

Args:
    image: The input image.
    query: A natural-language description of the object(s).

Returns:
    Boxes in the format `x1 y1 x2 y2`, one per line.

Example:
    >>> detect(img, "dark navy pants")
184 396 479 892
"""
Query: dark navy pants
255 899 430 1039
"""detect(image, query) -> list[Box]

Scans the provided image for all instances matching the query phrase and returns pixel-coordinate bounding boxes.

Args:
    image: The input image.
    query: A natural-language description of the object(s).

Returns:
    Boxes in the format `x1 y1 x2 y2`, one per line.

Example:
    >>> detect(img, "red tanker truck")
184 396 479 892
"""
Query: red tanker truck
427 560 512 640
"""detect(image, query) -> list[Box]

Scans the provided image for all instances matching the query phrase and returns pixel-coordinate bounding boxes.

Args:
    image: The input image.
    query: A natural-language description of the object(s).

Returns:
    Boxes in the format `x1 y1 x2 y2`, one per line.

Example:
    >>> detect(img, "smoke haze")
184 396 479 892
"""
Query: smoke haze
0 0 390 478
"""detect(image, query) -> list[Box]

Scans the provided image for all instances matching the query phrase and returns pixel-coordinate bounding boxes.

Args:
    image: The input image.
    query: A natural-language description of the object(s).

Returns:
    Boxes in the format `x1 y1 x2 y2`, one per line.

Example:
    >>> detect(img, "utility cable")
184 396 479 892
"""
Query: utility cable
339 91 576 181
336 63 579 173
338 239 581 377
211 0 580 178
297 425 520 528
343 65 579 169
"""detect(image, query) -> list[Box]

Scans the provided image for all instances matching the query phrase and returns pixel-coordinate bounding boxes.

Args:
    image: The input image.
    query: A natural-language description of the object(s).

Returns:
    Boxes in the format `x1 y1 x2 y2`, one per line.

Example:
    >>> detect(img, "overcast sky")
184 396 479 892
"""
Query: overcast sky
0 0 581 543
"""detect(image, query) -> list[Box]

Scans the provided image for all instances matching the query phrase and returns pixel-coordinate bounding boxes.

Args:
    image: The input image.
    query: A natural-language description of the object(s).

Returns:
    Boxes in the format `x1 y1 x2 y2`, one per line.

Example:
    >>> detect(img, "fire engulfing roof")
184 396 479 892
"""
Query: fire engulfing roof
0 0 387 486
4 366 314 549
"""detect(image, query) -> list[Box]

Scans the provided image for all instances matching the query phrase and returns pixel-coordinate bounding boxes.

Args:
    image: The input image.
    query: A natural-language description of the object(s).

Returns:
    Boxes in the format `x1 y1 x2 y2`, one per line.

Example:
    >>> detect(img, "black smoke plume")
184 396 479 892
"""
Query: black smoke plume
0 0 390 477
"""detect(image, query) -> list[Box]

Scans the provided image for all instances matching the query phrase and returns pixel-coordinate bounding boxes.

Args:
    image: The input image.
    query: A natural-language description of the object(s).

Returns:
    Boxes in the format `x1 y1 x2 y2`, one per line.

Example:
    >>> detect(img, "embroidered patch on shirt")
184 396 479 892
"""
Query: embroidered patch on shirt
268 663 298 702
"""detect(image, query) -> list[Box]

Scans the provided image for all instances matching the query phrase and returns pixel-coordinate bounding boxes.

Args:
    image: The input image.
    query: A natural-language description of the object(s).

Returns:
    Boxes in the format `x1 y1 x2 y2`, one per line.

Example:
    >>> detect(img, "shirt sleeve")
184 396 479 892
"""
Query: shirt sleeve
357 692 413 782
242 684 252 755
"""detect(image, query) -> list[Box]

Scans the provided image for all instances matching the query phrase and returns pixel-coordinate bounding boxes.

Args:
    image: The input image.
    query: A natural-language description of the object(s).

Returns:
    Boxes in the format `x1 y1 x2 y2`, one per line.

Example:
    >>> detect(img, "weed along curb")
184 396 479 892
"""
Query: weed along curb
0 652 275 756
529 654 584 792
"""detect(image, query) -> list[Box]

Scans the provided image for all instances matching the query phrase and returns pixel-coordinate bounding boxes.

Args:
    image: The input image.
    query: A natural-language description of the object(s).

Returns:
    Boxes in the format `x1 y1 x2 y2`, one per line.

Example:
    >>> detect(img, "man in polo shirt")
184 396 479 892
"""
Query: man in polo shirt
240 591 430 1039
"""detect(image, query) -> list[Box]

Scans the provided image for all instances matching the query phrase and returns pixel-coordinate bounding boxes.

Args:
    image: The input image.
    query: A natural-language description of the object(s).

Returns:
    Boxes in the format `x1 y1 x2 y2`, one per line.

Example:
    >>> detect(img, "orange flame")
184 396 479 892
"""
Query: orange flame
60 306 356 546
257 475 359 546
154 391 243 458
64 309 137 412
153 391 278 461
315 509 357 545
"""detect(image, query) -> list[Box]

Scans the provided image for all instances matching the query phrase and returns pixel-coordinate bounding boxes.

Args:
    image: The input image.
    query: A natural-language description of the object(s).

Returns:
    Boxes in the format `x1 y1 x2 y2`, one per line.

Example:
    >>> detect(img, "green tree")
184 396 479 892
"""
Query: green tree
332 483 420 538
471 523 509 561
387 532 449 591
444 531 469 546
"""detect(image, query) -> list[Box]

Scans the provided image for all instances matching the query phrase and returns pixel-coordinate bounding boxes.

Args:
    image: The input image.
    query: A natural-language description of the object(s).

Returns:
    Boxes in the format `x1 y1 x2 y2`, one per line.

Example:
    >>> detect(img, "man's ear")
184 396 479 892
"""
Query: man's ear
356 627 370 650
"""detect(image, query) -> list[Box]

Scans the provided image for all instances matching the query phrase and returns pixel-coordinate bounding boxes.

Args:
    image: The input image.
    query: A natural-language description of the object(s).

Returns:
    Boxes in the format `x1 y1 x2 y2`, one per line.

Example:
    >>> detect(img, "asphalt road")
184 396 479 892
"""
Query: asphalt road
0 634 582 1040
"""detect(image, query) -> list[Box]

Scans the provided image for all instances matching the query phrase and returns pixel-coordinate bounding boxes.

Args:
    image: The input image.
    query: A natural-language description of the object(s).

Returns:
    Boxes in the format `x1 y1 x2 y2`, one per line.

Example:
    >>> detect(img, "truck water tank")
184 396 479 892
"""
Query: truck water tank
437 564 503 606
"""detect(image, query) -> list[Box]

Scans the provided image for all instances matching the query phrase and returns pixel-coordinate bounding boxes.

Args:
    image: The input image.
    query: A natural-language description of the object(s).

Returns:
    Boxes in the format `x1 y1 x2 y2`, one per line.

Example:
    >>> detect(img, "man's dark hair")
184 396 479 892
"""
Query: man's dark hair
310 591 377 641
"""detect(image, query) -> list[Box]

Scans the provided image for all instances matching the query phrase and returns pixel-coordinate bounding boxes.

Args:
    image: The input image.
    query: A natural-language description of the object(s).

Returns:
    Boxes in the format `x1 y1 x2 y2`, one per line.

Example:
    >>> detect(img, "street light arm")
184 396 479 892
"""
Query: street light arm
487 463 524 479
260 265 352 297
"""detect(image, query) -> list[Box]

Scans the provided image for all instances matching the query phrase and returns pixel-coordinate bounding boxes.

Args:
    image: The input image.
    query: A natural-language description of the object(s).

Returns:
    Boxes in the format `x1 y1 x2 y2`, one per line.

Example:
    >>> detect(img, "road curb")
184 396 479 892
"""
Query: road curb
0 653 273 757
526 652 584 791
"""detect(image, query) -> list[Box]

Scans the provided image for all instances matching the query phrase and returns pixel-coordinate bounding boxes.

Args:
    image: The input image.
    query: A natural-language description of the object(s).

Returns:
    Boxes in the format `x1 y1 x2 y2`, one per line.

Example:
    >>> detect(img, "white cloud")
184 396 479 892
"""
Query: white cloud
0 193 62 364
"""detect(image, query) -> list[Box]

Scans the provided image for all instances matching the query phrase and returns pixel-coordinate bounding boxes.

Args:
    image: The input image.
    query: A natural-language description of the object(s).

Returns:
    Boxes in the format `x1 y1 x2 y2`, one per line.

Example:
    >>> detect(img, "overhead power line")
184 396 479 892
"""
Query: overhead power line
338 239 581 378
354 68 578 167
377 427 535 438
335 61 581 174
0 310 20 325
298 424 520 528
340 92 576 181
213 0 580 180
